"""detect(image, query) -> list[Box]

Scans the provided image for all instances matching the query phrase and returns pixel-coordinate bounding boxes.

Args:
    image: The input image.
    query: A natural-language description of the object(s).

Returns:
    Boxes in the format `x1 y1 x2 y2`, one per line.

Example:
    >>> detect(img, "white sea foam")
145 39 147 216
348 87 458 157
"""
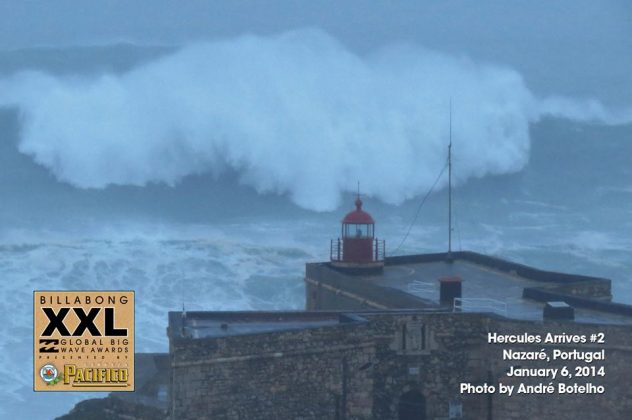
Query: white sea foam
2 29 629 211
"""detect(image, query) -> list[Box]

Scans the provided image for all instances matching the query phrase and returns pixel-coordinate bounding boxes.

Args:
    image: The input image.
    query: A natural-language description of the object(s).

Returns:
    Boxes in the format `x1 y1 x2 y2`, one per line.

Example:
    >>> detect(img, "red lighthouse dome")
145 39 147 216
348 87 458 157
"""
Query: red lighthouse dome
330 195 385 273
342 198 375 225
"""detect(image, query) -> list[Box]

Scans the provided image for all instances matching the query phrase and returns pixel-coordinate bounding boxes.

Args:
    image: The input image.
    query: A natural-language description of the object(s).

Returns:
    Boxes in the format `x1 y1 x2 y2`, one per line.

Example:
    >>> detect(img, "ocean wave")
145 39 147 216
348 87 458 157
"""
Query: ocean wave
3 30 628 211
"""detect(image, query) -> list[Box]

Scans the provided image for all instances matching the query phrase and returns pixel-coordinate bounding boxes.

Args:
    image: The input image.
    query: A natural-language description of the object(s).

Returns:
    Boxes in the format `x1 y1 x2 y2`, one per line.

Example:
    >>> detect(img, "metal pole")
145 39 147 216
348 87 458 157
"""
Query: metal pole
448 99 453 258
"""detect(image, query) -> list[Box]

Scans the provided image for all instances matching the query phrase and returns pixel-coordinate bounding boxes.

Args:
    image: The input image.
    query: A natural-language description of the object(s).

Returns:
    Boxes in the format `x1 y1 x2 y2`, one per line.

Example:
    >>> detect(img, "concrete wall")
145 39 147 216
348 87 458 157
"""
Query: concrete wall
305 278 386 311
305 263 437 310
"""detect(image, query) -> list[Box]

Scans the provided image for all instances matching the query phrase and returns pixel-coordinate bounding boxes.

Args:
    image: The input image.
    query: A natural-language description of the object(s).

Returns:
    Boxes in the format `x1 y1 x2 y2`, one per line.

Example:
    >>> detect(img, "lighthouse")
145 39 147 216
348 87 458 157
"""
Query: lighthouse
330 195 385 273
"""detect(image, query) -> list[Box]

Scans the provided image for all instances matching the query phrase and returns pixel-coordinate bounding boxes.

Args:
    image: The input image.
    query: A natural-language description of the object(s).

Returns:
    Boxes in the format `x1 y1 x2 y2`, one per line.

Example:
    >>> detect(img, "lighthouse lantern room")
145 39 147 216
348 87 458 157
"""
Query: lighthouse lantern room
331 196 385 273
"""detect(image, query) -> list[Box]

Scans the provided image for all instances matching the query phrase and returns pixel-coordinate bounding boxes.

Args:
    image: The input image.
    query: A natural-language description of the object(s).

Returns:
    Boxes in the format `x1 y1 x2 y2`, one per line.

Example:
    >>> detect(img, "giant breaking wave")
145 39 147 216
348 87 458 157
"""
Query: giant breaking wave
0 29 629 210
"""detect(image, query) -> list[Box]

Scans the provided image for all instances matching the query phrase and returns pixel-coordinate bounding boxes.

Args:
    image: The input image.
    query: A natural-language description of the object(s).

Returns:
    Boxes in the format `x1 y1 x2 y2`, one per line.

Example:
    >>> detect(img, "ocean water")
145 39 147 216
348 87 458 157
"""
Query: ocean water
0 41 631 419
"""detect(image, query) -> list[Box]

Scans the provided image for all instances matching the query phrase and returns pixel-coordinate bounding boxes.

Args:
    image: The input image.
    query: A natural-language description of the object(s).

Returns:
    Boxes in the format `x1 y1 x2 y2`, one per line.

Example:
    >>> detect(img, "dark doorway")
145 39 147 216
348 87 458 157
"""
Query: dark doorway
398 390 426 420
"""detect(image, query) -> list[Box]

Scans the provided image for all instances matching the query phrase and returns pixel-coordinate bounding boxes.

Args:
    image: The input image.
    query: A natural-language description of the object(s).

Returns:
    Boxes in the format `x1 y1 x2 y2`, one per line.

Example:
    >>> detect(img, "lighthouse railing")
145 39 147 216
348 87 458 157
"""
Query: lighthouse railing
330 238 385 262
330 238 342 261
374 239 385 262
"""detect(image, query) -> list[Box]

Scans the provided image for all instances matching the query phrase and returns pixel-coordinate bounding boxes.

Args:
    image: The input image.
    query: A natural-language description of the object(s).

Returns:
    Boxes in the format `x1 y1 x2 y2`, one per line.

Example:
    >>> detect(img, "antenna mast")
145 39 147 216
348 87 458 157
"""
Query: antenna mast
448 99 453 260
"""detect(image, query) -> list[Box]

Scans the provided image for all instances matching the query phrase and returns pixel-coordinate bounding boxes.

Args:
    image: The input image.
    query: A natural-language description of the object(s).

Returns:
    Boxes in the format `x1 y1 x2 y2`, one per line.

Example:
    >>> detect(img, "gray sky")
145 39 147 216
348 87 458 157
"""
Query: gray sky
0 0 630 104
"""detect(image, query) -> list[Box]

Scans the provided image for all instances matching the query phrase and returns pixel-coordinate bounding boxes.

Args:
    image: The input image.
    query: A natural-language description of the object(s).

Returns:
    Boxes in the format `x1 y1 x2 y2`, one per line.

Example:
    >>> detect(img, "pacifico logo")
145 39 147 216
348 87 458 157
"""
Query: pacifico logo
63 365 128 386
33 291 134 392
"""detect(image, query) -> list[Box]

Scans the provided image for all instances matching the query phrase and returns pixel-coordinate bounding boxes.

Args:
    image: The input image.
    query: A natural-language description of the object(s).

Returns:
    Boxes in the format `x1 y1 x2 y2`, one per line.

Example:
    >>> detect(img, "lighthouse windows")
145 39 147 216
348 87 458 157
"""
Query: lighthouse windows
343 223 373 238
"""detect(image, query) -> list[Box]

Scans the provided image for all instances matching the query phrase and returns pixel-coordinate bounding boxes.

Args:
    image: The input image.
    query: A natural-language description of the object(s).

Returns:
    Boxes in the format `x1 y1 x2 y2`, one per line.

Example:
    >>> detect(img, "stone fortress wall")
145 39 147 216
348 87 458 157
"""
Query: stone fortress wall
169 310 632 419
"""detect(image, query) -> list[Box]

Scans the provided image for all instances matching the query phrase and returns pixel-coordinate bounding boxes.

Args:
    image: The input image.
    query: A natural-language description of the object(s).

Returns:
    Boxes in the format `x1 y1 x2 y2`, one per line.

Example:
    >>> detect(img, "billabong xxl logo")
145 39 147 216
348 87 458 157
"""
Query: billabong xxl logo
34 291 134 392
41 307 127 336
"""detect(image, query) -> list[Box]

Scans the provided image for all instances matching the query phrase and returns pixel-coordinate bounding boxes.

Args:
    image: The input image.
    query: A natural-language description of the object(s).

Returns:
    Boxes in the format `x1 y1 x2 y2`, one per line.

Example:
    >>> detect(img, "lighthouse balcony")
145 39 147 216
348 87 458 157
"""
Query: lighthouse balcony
330 237 385 262
330 238 385 274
